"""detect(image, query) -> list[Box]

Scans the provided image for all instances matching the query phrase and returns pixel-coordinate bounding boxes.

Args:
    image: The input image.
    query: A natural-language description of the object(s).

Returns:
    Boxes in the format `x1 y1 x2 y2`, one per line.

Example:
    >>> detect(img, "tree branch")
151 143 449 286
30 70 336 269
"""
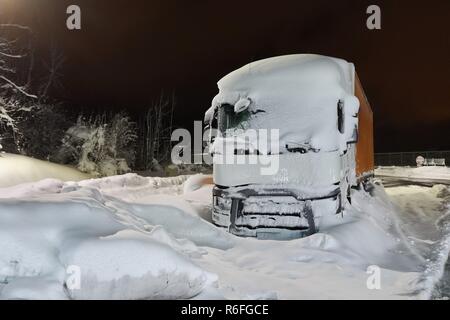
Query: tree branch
0 75 37 99
0 51 27 59
0 24 32 32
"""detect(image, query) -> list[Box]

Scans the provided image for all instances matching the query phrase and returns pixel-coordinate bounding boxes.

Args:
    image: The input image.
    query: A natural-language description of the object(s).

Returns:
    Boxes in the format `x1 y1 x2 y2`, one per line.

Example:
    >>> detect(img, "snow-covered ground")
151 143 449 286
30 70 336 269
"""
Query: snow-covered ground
376 166 450 182
0 157 449 299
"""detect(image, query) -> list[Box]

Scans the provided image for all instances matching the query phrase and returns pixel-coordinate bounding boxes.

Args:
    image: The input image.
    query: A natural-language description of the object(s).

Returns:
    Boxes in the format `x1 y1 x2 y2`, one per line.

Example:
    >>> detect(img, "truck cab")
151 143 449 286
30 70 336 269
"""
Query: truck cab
204 54 374 240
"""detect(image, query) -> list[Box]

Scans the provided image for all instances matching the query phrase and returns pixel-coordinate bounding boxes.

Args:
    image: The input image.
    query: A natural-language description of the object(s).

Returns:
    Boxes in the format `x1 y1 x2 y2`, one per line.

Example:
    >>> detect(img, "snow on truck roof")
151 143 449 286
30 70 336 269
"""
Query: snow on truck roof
207 54 360 153
217 54 355 95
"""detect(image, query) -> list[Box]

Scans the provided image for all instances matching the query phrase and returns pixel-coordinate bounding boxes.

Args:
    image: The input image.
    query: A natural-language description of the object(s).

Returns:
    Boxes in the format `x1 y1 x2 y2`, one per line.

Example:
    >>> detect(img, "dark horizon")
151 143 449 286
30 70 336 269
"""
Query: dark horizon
1 0 449 152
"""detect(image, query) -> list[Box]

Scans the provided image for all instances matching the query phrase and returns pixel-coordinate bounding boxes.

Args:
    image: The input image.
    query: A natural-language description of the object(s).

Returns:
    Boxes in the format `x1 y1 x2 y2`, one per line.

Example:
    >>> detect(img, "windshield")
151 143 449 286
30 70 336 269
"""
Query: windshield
217 104 251 136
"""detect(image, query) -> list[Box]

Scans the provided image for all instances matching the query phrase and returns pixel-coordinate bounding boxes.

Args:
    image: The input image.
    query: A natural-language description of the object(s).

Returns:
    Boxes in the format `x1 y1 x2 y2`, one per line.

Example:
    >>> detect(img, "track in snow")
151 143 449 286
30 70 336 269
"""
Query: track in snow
383 179 450 300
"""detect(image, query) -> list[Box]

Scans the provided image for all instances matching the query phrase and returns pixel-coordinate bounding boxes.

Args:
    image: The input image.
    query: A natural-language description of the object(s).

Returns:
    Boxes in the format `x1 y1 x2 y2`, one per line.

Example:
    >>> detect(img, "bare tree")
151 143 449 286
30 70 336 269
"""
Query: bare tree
39 43 65 100
0 23 67 154
0 23 36 152
137 93 175 170
0 23 36 99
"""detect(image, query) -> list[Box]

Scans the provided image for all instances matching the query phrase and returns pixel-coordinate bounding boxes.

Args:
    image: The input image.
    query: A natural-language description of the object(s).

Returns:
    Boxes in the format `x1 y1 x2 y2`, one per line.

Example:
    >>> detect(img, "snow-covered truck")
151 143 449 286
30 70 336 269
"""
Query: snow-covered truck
204 54 374 240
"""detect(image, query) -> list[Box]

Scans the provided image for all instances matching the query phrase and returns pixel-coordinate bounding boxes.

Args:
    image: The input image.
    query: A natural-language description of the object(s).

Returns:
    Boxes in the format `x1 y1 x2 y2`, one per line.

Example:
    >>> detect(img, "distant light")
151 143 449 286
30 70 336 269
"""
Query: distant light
416 155 424 167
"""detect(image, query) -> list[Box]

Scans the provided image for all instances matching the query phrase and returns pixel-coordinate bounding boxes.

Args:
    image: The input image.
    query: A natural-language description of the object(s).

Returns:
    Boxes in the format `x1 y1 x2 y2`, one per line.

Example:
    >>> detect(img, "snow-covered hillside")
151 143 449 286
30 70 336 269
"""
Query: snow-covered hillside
0 153 91 188
0 156 449 299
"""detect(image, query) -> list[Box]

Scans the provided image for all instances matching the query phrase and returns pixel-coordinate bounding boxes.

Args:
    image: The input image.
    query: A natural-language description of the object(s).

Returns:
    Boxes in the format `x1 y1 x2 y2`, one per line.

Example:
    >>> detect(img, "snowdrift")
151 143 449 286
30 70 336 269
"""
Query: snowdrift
0 153 91 188
0 176 230 299
0 170 449 299
376 166 450 181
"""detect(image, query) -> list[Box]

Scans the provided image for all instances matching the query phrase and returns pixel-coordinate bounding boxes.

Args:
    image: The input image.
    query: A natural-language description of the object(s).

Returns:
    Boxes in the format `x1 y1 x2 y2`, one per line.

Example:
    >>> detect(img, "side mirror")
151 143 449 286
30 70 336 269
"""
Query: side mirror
204 106 215 124
234 98 251 113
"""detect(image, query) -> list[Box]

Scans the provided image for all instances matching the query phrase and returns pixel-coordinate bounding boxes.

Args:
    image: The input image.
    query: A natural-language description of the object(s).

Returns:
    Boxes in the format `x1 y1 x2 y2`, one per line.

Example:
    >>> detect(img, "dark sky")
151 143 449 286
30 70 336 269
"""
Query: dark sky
1 0 449 152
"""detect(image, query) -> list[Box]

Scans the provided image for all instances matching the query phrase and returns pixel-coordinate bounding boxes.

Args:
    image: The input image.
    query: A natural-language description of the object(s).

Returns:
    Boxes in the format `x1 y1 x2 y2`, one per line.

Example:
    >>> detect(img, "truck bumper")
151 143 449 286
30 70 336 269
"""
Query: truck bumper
212 186 341 240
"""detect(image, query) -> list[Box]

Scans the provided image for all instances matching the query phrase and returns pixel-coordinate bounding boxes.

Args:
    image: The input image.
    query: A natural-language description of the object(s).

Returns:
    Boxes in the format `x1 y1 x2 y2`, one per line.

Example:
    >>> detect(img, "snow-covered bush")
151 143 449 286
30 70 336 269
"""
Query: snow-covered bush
0 98 22 153
108 112 138 165
57 112 137 177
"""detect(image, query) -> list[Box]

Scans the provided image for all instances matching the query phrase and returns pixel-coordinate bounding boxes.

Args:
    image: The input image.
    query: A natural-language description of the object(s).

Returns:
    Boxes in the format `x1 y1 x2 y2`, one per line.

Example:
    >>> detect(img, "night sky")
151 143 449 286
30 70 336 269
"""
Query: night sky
1 0 449 152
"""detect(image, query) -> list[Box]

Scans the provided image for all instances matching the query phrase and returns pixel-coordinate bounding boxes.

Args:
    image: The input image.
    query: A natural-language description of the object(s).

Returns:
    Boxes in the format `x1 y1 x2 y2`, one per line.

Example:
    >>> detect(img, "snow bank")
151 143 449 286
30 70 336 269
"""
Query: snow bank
0 153 91 188
0 178 231 299
376 166 450 181
76 173 190 201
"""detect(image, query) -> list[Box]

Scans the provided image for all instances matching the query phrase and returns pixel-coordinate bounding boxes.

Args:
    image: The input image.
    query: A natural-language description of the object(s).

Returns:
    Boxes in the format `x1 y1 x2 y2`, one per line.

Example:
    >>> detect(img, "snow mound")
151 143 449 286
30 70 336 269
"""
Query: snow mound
0 183 228 299
376 166 450 181
73 173 191 204
0 178 65 198
62 232 213 300
0 153 91 188
430 184 450 198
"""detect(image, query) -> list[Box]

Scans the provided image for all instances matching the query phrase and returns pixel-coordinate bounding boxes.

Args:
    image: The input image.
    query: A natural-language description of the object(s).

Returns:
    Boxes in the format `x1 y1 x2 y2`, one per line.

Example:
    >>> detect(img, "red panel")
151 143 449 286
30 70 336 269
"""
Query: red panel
355 73 374 178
